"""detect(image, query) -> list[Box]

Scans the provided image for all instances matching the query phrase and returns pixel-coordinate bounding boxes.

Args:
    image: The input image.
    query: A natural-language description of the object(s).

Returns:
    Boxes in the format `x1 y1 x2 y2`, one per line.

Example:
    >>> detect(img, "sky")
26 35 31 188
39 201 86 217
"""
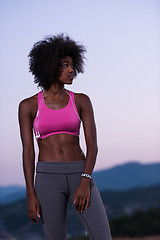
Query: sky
0 0 160 186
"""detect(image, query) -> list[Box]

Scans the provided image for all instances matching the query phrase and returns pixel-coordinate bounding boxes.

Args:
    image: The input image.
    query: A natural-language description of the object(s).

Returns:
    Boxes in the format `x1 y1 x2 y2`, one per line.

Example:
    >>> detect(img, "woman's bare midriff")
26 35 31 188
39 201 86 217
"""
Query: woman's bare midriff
37 133 85 162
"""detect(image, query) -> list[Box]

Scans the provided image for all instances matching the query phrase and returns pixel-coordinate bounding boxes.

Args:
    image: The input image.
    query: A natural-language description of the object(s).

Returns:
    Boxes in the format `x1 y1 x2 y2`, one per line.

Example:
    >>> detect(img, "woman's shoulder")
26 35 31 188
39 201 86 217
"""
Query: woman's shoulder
70 91 92 110
73 92 91 104
19 92 40 112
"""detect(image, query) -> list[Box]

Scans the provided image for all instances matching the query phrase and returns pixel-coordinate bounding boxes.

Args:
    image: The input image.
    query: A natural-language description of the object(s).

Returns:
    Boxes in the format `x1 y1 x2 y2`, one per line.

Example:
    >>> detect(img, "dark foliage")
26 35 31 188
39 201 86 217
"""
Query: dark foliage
0 185 160 239
110 208 160 237
100 184 160 219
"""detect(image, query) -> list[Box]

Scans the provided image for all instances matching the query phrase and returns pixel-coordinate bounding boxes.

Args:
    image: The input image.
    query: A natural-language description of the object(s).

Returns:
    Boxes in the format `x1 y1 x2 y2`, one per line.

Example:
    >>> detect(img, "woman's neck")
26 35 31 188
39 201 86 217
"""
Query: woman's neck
44 84 66 97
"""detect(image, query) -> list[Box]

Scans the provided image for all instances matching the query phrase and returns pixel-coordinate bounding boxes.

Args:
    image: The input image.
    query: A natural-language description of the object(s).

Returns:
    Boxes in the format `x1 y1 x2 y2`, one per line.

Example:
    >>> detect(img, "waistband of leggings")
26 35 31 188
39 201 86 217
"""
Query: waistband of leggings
36 160 86 174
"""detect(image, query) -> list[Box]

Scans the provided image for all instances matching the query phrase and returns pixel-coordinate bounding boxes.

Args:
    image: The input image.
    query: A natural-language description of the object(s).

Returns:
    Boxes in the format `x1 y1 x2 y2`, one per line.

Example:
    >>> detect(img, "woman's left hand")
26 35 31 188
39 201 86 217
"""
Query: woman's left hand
74 178 90 214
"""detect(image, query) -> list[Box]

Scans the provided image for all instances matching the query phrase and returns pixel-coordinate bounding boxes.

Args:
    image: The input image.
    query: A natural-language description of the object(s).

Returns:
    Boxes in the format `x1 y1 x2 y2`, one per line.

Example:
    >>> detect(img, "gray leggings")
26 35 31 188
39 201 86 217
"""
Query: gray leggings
35 161 112 240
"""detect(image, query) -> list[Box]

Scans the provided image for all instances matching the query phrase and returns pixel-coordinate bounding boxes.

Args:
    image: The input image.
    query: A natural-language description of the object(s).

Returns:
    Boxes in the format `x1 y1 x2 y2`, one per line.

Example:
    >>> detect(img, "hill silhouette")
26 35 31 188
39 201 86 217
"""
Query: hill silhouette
0 162 160 205
93 162 160 191
0 184 160 239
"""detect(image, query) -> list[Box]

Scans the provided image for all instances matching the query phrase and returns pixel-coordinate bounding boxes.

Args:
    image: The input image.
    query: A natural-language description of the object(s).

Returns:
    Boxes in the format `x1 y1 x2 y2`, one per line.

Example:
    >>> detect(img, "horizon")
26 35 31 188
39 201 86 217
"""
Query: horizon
1 160 160 187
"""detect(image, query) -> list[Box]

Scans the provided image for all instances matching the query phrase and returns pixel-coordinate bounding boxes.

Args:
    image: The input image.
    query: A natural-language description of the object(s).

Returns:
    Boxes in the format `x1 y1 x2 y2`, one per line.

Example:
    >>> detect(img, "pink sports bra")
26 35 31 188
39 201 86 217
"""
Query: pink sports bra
33 90 81 140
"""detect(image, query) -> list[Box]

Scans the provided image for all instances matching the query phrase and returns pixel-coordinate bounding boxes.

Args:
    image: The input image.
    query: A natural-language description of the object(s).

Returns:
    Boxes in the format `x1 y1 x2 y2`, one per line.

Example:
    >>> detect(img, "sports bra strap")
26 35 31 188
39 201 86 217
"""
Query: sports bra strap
66 90 81 121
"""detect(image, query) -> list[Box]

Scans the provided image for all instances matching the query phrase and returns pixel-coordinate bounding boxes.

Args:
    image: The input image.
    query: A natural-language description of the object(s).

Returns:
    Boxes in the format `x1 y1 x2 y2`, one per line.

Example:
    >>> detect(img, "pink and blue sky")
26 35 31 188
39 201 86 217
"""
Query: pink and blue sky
0 0 159 185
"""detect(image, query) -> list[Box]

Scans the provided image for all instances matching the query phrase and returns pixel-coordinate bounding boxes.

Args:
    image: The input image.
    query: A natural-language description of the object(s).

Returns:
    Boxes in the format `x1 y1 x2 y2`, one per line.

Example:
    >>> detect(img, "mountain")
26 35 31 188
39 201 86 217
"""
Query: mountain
100 184 160 218
93 162 160 191
0 162 160 205
0 186 26 205
0 184 160 239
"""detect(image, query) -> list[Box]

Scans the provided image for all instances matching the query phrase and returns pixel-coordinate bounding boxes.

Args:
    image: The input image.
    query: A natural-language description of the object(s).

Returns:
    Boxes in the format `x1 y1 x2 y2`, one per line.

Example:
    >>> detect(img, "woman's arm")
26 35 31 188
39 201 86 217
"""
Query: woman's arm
74 94 98 213
80 94 98 174
18 99 40 223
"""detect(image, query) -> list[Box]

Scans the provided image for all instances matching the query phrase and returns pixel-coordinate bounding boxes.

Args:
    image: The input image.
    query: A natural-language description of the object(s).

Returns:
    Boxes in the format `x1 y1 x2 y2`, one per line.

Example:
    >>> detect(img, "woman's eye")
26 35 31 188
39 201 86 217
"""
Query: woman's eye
63 64 68 68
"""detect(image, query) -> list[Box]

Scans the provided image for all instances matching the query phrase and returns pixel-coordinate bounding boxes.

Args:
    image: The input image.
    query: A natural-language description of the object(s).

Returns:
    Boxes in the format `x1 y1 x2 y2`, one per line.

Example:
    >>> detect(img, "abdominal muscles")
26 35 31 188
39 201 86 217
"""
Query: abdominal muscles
37 133 85 162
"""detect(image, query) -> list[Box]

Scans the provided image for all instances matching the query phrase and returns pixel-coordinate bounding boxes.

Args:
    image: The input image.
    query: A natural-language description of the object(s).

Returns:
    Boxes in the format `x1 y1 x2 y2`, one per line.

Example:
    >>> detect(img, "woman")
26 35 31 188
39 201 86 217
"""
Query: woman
19 34 112 240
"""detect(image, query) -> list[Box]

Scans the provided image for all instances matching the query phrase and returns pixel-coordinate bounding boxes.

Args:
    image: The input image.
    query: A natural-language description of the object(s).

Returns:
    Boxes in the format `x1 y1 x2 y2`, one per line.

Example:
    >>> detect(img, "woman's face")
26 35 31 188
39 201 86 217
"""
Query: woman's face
59 56 74 85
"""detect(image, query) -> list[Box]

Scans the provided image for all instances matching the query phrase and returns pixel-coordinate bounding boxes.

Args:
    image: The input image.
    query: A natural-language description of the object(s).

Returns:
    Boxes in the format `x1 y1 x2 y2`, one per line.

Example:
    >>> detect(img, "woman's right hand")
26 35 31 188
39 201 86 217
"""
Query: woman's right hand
27 194 41 223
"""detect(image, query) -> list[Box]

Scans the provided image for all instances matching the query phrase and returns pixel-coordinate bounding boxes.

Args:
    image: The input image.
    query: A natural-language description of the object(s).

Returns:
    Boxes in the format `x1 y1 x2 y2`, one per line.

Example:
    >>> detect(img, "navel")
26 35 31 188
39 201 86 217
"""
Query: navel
60 149 64 155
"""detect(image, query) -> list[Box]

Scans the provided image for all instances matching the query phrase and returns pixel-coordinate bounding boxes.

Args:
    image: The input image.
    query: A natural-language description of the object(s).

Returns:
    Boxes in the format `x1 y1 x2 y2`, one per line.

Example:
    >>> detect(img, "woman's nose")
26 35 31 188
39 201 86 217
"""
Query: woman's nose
69 65 74 72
